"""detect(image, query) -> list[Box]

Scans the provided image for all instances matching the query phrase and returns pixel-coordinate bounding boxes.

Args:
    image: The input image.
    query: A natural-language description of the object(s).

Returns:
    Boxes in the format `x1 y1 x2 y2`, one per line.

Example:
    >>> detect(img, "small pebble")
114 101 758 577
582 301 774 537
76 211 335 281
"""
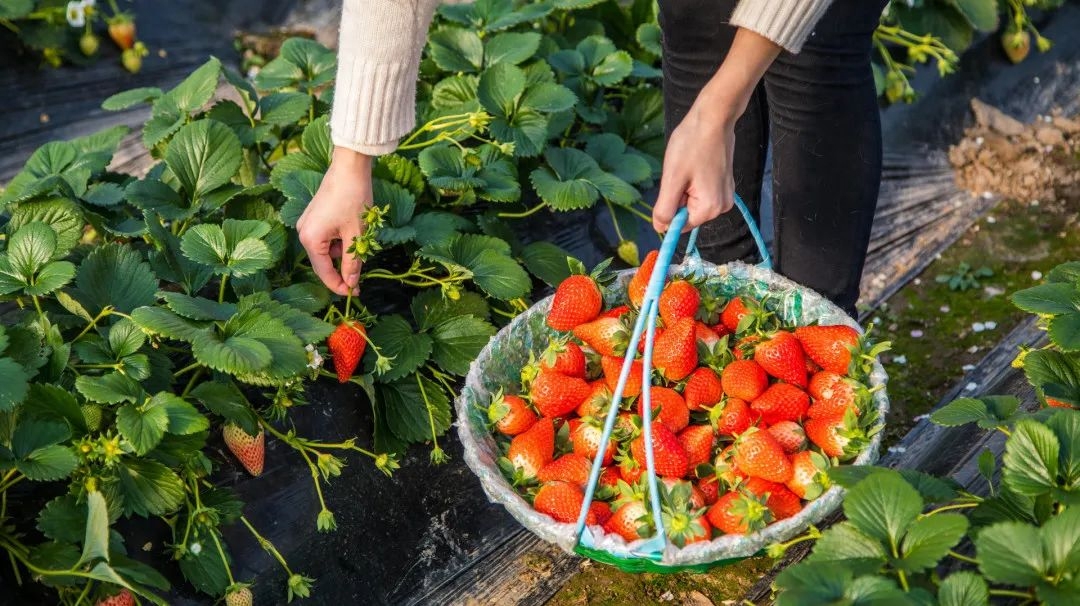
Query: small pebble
985 321 997 330
984 286 1006 297
913 278 921 285
910 329 924 338
972 322 985 333
893 355 908 365
1032 271 1043 280
964 382 978 392
975 136 984 145
962 364 976 371
986 216 996 224
1034 76 1041 83
982 191 994 200
659 591 674 602
888 446 907 454
1031 199 1040 207
1044 115 1053 123
940 305 951 313
913 414 930 422
967 345 980 354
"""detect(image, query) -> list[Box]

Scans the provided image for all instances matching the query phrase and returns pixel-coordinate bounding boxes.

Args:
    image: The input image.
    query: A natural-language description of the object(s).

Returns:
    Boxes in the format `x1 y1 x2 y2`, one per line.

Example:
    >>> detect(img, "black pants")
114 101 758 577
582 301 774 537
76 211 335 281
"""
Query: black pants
659 0 888 315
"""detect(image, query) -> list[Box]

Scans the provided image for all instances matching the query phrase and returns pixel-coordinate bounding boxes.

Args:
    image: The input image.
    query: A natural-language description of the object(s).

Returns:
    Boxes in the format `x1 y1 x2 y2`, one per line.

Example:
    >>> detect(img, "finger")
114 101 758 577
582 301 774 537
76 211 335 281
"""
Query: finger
309 250 352 296
329 240 343 259
653 174 687 233
338 223 365 291
685 194 718 231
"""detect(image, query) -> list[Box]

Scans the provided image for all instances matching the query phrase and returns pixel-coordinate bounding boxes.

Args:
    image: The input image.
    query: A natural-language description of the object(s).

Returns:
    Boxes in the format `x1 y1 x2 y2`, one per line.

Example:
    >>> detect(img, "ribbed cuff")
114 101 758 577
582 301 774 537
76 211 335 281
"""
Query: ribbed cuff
329 57 416 156
729 0 834 53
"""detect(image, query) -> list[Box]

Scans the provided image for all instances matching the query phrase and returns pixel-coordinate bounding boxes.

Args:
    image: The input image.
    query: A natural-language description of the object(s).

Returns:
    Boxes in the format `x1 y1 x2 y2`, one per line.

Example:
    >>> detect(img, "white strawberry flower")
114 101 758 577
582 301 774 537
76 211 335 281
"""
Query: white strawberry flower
305 344 324 370
66 1 86 27
189 542 202 555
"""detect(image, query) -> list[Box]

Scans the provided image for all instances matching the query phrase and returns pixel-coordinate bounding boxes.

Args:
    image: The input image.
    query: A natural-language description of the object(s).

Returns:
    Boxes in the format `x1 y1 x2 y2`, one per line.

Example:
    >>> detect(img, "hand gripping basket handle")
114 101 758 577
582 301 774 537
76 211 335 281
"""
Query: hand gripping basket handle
573 195 770 563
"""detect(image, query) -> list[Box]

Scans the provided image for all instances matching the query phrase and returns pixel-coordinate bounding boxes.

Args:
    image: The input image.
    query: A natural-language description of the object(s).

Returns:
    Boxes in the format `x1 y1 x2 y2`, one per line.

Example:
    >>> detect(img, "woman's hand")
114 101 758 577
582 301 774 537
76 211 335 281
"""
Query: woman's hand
297 147 373 296
652 27 782 234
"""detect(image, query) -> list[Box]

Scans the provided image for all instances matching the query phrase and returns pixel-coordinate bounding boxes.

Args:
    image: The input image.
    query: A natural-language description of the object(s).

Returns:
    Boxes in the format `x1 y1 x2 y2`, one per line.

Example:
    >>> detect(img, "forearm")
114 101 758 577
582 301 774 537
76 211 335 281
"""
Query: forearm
331 0 442 155
694 28 782 127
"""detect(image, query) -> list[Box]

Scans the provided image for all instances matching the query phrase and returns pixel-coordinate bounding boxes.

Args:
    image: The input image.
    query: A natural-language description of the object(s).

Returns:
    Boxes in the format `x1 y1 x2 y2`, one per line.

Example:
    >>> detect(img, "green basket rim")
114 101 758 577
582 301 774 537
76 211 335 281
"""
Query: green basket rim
573 543 760 574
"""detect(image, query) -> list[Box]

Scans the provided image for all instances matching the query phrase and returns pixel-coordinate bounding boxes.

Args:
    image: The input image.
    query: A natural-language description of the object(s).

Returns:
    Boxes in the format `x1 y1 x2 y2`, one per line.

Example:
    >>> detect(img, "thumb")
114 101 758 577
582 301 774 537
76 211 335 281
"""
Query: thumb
339 223 365 293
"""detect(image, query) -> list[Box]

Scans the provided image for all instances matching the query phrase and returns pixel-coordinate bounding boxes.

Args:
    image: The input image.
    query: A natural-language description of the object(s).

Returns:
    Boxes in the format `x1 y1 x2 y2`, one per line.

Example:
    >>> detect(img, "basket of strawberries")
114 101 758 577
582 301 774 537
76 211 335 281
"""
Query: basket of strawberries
456 202 890 571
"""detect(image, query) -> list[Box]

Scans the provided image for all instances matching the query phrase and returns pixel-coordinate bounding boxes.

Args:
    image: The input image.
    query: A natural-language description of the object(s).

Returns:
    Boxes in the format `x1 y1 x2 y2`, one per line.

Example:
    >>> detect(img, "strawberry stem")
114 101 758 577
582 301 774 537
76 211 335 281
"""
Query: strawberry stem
947 550 979 565
218 275 228 304
239 515 297 577
417 373 448 464
919 501 980 518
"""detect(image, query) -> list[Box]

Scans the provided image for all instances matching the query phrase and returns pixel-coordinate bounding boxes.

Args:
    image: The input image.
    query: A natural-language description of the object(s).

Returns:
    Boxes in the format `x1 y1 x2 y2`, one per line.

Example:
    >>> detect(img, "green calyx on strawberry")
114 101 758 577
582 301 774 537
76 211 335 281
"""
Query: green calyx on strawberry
658 480 710 547
707 490 772 535
786 450 830 500
572 316 630 357
795 322 891 381
484 389 538 437
804 407 880 461
721 295 774 335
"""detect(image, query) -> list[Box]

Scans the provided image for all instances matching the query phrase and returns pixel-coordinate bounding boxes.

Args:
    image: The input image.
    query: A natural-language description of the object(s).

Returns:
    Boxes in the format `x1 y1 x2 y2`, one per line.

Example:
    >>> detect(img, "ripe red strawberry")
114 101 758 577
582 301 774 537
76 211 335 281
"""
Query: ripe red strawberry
659 280 701 327
507 418 555 478
541 341 587 378
96 588 135 606
587 501 612 525
572 421 616 466
222 423 264 476
1047 397 1077 409
107 18 136 50
698 475 720 505
572 317 628 357
734 428 793 483
601 355 643 398
767 421 807 453
638 326 665 354
225 587 253 606
712 397 754 437
744 477 803 520
534 480 585 523
684 367 723 411
548 275 603 331
618 453 643 485
678 424 716 467
628 250 659 308
804 412 868 460
754 331 808 388
714 445 747 487
638 386 690 433
576 380 612 419
600 305 630 320
615 412 637 437
653 317 697 381
605 501 651 541
721 297 752 333
721 359 769 401
733 334 762 360
786 450 829 500
659 478 707 509
327 320 367 383
539 453 593 486
488 392 537 436
795 325 860 375
808 370 862 418
531 368 592 417
695 322 721 349
599 466 621 488
707 491 771 535
630 423 691 478
751 382 810 425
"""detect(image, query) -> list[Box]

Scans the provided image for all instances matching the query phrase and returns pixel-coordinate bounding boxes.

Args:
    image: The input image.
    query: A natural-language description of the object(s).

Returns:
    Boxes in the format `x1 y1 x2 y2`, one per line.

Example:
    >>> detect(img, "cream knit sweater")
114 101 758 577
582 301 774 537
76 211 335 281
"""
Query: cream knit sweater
331 0 833 156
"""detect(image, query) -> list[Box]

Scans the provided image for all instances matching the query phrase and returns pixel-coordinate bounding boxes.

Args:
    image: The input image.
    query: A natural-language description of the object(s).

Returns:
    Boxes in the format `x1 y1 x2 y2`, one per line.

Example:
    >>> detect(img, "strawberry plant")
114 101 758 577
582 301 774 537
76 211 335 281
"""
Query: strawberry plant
0 0 145 72
769 259 1080 605
0 0 674 601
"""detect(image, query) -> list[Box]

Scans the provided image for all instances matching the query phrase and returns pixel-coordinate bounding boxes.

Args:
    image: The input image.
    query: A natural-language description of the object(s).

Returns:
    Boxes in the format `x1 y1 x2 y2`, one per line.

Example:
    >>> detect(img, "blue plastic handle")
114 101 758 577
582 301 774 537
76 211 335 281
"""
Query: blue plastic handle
573 196 770 559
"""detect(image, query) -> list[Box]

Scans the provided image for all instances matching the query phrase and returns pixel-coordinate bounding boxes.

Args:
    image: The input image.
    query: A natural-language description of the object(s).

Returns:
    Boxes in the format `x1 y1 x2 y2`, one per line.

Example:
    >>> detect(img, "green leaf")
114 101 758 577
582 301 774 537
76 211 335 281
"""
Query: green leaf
1024 350 1080 401
379 376 452 443
636 22 662 57
77 491 111 567
126 178 190 220
374 154 426 196
938 571 989 606
0 358 30 412
117 398 170 455
1011 282 1079 315
24 261 75 296
806 521 887 563
73 243 158 315
1048 262 1080 284
521 82 577 113
12 419 69 457
975 521 1045 585
530 147 600 210
0 0 33 19
365 316 433 382
142 102 186 149
116 457 185 517
930 396 1018 429
949 0 999 31
893 1 975 52
110 553 171 592
189 381 259 435
484 31 541 67
37 496 87 544
590 49 633 86
280 37 337 89
17 444 77 481
160 292 237 322
27 542 81 588
130 306 208 343
166 57 221 113
430 315 497 376
489 107 548 157
897 513 968 572
237 293 333 345
374 179 417 228
7 222 57 277
102 87 163 111
272 283 330 314
520 242 575 287
1003 418 1060 497
7 198 85 258
843 470 923 547
25 383 86 432
584 133 653 185
166 120 242 203
75 372 143 405
410 211 476 248
107 319 147 359
259 91 311 126
158 394 210 435
470 249 531 300
1049 313 1080 352
479 62 527 117
83 182 126 208
1041 506 1080 576
191 324 273 376
411 288 490 330
429 27 484 72
278 169 324 228
181 222 273 277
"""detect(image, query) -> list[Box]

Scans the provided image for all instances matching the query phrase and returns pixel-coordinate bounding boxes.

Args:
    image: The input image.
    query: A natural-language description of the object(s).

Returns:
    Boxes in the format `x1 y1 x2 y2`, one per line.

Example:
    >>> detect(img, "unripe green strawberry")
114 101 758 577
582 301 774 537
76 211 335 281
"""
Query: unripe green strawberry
80 32 100 56
225 586 253 606
81 404 103 431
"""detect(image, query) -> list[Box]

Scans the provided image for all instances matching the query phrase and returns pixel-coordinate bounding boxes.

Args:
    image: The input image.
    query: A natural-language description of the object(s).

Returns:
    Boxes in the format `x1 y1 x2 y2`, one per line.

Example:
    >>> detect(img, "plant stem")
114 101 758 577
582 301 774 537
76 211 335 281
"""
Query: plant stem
417 373 443 458
605 200 626 243
31 295 44 320
947 550 979 565
174 362 201 378
497 201 547 219
921 502 980 517
73 579 93 606
989 589 1036 600
181 368 205 398
208 527 235 585
74 308 112 341
240 515 294 575
218 275 229 304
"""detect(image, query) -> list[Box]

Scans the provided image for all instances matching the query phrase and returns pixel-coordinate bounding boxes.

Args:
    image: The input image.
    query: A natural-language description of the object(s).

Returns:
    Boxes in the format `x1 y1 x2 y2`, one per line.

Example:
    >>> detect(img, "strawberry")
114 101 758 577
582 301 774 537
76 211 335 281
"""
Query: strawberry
96 589 135 606
714 445 747 488
81 404 103 431
721 359 769 401
743 477 803 520
222 423 264 476
617 452 644 485
684 367 723 411
638 386 690 433
107 17 136 50
711 397 754 437
507 418 555 478
720 297 752 333
795 325 860 375
80 32 100 56
804 410 869 460
576 380 612 419
767 421 807 453
786 450 830 500
1002 28 1031 64
534 480 585 523
572 421 617 466
660 478 707 509
659 480 712 547
225 587 253 606
327 320 367 383
707 491 771 535
599 466 622 488
808 370 864 418
1047 397 1077 409
695 322 721 349
605 501 652 541
733 334 761 360
751 382 810 425
600 305 631 320
573 317 628 357
678 424 716 467
653 317 697 382
539 453 593 486
587 501 613 525
121 47 143 73
541 340 587 378
754 331 808 388
601 355 643 398
531 368 592 417
548 275 603 331
631 423 690 478
733 428 793 483
488 392 537 436
698 475 720 505
615 412 637 437
659 280 701 327
638 326 665 354
628 250 659 308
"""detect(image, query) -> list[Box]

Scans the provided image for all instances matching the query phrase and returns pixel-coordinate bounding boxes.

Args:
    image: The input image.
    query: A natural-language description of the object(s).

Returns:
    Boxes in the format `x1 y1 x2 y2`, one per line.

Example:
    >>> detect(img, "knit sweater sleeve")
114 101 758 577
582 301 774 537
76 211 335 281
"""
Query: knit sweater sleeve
330 0 443 155
729 0 835 53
